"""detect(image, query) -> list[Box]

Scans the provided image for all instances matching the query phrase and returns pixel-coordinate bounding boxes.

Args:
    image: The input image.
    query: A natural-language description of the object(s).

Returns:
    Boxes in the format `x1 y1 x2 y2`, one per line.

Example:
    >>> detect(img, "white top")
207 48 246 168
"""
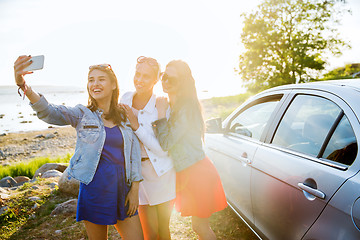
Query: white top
120 91 174 176
131 108 149 158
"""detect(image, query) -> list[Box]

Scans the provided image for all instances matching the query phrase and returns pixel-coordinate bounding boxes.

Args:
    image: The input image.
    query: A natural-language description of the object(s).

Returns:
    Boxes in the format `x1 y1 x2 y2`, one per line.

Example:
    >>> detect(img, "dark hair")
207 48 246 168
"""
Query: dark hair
87 65 126 126
166 60 205 137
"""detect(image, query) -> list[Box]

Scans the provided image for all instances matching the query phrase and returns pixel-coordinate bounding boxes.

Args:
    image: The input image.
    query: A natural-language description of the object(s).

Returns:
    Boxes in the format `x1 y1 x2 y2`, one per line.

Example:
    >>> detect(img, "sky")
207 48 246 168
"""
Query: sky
1 0 359 99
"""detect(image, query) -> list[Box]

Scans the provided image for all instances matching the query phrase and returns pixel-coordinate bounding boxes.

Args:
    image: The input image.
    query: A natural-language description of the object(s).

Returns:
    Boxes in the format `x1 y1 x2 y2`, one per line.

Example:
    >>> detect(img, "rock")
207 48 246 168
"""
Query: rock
0 206 9 215
41 170 62 178
51 199 77 216
35 134 45 139
33 163 68 178
31 185 39 190
30 178 38 183
55 230 62 234
45 133 56 139
0 193 10 200
28 196 41 201
14 176 30 185
58 169 79 196
49 182 58 188
10 187 18 191
0 187 8 193
0 150 5 159
20 120 32 123
0 176 17 187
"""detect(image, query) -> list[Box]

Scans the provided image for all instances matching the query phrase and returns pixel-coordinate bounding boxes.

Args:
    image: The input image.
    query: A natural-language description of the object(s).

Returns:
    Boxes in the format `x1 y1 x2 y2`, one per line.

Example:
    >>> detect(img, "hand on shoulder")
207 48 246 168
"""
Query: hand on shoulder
155 97 169 119
156 96 169 109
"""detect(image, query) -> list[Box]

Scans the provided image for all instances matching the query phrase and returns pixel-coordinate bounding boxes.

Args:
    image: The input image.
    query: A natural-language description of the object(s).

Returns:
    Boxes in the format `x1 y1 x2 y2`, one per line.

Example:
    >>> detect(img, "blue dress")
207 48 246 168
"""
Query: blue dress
76 126 136 225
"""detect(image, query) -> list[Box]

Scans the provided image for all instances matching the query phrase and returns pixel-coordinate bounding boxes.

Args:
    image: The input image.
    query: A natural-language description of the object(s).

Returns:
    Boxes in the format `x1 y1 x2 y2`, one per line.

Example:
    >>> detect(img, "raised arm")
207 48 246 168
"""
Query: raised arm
14 55 41 104
14 55 82 127
153 97 189 151
121 103 168 157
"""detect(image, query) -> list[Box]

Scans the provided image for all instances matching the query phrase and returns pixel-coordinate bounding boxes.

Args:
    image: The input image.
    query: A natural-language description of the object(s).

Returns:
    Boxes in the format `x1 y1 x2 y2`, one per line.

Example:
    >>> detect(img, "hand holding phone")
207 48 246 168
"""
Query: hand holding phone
23 55 44 72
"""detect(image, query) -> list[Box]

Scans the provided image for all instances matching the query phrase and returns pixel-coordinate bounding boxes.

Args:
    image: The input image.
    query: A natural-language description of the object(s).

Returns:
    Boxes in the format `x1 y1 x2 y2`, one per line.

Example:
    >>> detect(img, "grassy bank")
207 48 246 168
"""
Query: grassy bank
0 154 258 239
0 154 71 179
1 178 257 240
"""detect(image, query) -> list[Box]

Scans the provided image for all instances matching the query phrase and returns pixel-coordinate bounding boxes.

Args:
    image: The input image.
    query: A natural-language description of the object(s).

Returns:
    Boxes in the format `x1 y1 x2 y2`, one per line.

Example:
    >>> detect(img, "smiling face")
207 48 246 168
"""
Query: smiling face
161 65 179 96
87 69 116 104
133 63 158 95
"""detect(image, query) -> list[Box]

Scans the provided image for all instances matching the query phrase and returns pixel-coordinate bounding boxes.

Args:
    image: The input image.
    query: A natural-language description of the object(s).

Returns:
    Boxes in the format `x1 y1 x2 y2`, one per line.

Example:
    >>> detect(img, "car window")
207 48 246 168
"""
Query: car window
228 97 281 141
322 115 358 166
272 95 341 157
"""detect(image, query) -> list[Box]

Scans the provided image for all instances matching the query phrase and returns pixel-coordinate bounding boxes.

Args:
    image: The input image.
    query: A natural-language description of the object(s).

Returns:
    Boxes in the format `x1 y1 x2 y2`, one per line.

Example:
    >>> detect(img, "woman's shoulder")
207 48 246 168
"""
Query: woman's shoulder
74 104 91 112
120 91 135 103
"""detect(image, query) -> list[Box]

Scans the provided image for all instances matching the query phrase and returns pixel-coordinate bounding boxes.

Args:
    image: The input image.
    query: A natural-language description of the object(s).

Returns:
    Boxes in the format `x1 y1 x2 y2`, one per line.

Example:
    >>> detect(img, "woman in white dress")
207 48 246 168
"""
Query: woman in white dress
120 56 176 240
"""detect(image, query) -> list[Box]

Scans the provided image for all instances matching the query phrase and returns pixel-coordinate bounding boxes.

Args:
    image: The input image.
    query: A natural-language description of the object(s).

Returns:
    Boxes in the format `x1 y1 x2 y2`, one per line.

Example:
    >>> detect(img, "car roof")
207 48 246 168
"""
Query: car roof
263 79 360 93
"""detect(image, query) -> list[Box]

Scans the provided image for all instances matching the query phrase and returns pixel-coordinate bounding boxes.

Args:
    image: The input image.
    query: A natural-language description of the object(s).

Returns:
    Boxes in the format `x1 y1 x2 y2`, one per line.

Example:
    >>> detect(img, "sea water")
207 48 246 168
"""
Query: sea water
0 85 88 133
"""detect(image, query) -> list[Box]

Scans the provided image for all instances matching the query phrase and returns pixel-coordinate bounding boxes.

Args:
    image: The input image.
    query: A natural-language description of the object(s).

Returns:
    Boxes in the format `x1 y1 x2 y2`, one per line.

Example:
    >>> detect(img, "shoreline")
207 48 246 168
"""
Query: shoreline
0 96 240 167
0 126 76 166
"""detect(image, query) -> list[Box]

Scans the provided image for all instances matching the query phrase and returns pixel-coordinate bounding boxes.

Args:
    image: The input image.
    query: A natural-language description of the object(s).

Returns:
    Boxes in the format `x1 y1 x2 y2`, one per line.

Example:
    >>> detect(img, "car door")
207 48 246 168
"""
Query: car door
250 90 359 240
204 93 284 225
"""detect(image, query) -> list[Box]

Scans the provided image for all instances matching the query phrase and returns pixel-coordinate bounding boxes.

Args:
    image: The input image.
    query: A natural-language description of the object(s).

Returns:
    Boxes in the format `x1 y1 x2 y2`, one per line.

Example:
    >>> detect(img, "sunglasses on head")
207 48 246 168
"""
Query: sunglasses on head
137 56 158 67
89 63 112 70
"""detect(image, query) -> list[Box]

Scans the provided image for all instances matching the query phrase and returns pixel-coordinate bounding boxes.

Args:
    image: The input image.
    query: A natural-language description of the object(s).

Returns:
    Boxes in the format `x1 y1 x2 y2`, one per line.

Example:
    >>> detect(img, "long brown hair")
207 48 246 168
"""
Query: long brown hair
166 60 205 137
87 65 126 127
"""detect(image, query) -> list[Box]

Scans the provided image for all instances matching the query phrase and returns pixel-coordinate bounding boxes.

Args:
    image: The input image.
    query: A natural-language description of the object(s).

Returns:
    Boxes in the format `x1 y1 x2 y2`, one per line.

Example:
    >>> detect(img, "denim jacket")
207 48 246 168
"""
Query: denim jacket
120 91 174 176
30 95 143 185
152 106 205 172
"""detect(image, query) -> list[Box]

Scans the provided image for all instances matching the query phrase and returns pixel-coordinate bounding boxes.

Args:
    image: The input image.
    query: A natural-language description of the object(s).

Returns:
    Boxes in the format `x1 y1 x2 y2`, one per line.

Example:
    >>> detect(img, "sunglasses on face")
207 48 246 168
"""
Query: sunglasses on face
89 63 112 70
160 72 177 85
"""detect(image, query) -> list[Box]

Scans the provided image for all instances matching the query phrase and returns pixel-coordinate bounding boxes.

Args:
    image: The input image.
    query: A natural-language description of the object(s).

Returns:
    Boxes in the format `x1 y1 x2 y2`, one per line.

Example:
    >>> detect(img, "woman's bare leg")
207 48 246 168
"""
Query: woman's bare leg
139 205 158 240
192 216 216 240
114 215 144 240
156 200 174 240
83 220 108 240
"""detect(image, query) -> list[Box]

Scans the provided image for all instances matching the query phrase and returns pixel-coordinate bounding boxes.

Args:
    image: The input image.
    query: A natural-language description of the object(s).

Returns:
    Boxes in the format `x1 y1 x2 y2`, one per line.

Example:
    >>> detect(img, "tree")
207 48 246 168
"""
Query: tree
322 63 360 79
238 0 350 93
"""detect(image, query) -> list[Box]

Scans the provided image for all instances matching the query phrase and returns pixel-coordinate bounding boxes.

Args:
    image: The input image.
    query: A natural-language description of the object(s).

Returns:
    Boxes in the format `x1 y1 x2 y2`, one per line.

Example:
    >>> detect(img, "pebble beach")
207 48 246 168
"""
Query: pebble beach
0 126 76 166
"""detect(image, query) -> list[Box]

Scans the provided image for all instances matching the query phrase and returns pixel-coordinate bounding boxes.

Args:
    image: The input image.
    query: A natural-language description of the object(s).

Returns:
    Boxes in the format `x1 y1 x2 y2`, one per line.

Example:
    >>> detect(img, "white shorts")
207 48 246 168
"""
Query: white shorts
139 160 176 206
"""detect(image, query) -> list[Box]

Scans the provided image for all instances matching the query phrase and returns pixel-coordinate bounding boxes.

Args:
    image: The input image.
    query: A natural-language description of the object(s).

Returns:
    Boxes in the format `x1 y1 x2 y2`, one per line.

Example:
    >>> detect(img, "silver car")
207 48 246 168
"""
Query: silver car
204 79 360 240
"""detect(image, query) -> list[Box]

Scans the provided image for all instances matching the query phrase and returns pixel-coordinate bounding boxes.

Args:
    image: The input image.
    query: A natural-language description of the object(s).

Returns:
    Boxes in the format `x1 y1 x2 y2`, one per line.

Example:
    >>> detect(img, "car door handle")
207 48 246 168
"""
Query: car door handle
208 146 251 164
298 183 326 200
238 152 251 165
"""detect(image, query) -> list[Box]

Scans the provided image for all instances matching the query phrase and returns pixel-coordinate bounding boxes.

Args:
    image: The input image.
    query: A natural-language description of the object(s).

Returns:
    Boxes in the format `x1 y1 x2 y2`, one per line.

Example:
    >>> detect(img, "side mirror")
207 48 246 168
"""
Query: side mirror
206 118 223 133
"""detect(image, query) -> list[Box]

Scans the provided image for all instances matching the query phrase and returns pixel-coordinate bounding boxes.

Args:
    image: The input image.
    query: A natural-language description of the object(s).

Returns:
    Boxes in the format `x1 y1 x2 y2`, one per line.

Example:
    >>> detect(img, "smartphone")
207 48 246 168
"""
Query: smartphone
23 55 45 71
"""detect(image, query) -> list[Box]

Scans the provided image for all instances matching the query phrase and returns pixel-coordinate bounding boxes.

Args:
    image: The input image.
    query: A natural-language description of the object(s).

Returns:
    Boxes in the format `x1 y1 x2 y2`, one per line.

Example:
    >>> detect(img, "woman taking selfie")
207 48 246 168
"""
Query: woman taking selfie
153 60 227 240
13 55 143 240
120 56 175 240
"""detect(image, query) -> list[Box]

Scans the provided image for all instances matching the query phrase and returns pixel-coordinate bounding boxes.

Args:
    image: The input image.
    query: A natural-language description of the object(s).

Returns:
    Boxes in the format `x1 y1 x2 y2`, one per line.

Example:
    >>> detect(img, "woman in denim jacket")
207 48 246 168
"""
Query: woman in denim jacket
14 55 143 240
153 60 227 240
120 56 176 240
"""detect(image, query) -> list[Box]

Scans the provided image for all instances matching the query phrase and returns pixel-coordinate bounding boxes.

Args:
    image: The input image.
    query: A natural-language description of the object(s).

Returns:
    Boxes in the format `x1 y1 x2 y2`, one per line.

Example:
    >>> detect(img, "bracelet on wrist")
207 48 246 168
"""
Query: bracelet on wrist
17 81 27 100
